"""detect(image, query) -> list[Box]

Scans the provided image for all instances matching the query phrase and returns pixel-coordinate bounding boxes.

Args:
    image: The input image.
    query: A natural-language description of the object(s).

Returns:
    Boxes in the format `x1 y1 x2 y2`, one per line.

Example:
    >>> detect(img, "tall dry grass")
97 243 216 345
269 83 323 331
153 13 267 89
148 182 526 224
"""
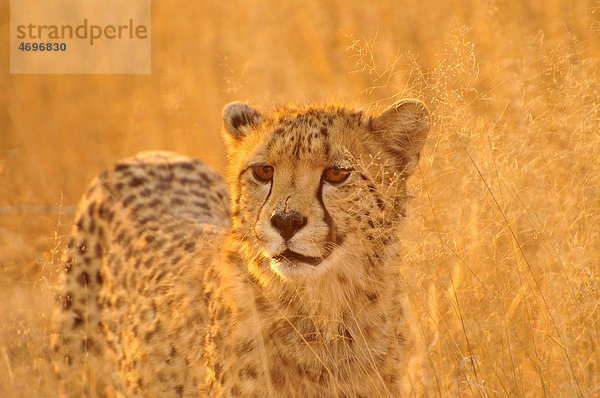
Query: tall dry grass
1 0 599 396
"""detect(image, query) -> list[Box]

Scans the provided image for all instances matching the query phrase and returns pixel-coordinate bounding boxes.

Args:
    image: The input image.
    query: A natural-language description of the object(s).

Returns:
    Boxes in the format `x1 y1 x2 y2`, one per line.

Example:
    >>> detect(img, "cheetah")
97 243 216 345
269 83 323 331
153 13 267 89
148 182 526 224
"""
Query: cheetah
53 99 430 397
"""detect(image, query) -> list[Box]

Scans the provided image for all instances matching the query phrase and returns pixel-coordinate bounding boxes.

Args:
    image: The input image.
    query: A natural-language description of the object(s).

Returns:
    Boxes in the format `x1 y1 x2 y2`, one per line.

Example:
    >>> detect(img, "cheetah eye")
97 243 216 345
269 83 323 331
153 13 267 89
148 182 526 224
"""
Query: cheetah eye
323 166 351 185
251 165 274 182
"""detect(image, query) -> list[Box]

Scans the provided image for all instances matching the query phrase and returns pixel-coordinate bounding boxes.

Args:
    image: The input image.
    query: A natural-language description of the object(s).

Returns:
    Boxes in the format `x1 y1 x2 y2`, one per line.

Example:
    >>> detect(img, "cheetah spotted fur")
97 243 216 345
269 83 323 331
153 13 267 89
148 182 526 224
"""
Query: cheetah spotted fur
53 99 430 397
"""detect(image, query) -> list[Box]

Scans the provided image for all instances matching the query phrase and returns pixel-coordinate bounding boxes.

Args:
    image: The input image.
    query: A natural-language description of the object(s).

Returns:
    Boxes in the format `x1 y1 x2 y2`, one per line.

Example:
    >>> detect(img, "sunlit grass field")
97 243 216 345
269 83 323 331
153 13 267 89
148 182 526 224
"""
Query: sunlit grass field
1 0 599 396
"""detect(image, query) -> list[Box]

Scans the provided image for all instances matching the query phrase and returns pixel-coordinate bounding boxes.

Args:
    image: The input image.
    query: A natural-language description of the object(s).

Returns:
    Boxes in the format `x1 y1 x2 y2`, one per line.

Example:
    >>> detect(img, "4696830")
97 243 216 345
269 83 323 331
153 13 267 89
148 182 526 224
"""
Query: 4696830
18 42 66 52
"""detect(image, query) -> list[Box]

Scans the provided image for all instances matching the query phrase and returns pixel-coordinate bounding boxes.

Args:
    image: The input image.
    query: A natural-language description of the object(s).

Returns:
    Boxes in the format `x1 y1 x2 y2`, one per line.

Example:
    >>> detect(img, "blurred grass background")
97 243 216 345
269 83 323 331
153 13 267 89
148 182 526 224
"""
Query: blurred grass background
1 0 599 396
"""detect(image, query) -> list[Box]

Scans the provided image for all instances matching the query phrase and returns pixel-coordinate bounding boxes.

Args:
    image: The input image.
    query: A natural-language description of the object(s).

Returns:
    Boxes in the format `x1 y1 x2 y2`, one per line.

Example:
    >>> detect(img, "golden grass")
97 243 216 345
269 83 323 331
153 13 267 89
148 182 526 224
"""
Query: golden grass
1 0 599 396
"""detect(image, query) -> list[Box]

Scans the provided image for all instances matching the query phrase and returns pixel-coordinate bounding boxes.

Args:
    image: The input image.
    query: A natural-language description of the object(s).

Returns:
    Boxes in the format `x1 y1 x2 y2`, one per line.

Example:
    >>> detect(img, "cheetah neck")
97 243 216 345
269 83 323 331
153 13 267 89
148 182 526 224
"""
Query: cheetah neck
229 231 403 347
206 229 406 395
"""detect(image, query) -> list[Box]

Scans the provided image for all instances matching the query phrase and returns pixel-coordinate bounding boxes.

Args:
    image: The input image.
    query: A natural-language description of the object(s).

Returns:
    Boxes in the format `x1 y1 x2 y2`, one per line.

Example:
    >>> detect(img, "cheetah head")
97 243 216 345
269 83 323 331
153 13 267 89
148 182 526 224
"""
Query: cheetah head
222 101 429 284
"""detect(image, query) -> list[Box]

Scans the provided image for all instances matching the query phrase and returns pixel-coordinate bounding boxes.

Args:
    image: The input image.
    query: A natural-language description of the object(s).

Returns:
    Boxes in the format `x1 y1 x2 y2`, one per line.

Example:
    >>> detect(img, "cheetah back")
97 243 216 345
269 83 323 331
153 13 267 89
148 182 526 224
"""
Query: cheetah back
53 151 229 397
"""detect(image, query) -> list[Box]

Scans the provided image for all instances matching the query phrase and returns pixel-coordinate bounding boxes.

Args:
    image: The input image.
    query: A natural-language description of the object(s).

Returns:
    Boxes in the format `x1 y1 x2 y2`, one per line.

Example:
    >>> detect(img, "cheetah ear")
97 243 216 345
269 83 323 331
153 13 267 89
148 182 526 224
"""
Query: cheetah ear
371 99 430 177
222 102 264 142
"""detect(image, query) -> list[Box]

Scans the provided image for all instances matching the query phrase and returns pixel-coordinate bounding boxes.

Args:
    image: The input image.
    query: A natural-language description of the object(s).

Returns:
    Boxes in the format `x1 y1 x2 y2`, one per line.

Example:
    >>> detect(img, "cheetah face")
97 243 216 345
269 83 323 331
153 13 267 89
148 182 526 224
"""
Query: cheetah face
222 101 429 281
240 156 355 276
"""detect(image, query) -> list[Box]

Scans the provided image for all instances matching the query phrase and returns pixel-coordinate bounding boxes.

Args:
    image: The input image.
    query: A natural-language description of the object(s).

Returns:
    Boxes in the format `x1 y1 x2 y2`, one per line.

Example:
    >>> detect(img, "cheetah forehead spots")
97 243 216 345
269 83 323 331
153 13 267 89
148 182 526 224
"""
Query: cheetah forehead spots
261 109 365 158
232 107 369 166
223 101 429 171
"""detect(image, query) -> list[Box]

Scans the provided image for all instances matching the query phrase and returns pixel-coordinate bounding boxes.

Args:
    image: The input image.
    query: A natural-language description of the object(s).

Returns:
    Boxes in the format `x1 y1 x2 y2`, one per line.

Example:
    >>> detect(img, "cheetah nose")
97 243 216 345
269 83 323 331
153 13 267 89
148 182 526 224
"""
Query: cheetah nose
270 210 308 241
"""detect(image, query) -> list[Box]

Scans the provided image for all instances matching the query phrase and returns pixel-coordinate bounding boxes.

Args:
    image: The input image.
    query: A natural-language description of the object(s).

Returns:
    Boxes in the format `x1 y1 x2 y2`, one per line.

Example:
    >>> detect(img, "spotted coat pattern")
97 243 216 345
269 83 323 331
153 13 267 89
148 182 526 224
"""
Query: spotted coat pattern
53 100 430 397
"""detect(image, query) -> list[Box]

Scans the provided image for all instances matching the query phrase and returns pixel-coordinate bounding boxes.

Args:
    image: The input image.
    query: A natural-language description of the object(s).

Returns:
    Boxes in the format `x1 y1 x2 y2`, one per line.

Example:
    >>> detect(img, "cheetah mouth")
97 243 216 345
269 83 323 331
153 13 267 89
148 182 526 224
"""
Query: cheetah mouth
272 249 323 266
